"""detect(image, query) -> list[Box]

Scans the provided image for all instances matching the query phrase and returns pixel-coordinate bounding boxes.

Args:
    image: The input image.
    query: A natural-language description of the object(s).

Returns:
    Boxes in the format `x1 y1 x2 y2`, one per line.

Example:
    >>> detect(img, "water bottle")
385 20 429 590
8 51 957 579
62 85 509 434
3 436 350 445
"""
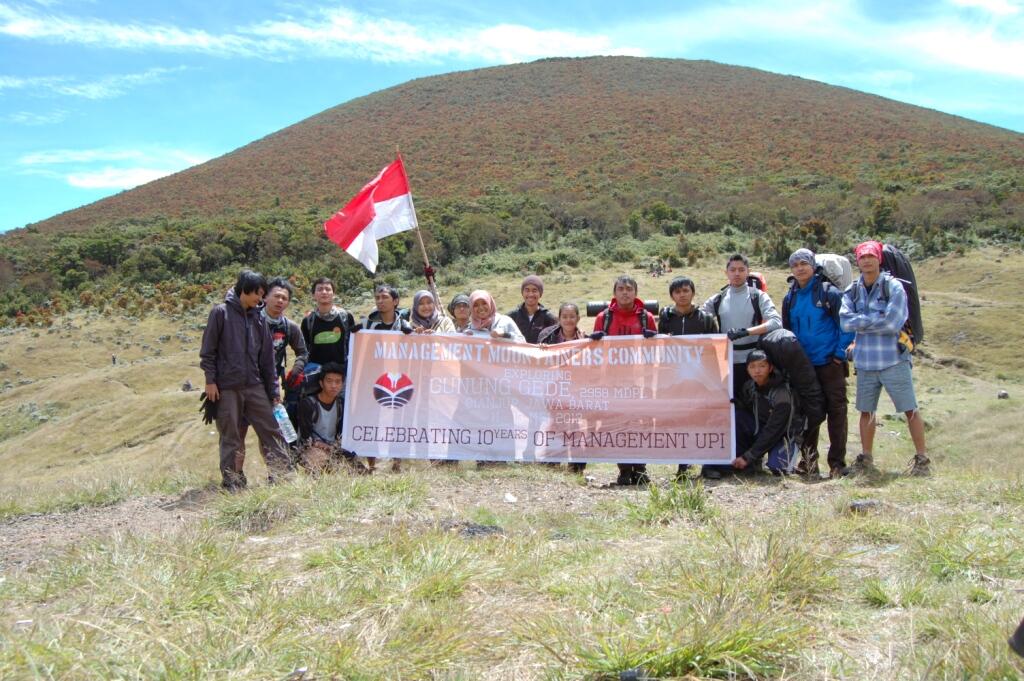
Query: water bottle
273 403 298 443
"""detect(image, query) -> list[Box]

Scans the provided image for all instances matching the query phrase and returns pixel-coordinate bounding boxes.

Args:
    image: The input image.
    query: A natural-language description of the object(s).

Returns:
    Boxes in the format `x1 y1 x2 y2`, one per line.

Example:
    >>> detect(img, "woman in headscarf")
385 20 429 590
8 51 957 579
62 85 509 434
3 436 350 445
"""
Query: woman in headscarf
466 290 525 342
448 293 472 332
537 302 588 474
410 290 456 334
537 302 586 345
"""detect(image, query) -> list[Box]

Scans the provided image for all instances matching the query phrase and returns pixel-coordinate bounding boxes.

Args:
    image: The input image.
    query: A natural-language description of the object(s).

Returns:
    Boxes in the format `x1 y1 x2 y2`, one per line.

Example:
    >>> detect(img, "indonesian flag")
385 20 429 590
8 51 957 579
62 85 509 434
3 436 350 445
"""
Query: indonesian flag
324 156 417 273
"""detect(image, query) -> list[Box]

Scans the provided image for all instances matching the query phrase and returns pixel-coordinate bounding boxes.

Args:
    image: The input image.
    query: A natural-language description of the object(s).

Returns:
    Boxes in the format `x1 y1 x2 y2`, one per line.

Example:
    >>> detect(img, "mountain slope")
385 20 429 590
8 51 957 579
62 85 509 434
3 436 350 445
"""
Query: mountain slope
30 56 1024 234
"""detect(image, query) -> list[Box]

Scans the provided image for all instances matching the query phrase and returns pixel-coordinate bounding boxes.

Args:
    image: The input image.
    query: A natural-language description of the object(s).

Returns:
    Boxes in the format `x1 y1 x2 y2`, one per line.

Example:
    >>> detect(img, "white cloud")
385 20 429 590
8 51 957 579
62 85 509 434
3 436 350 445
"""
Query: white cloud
5 109 69 125
0 3 643 63
15 146 211 190
0 66 183 99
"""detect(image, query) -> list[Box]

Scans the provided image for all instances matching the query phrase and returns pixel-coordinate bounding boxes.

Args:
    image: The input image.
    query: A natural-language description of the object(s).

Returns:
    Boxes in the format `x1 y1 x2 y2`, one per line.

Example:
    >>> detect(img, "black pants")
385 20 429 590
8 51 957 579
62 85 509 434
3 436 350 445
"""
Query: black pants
802 361 849 469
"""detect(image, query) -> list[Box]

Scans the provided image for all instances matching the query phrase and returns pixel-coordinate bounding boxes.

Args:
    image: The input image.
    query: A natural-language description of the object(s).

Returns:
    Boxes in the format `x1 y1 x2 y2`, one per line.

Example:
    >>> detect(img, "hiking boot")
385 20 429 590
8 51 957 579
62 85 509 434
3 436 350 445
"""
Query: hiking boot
851 453 875 475
567 462 587 474
632 469 651 487
829 465 850 479
674 464 690 482
701 466 722 480
391 459 403 473
908 453 932 477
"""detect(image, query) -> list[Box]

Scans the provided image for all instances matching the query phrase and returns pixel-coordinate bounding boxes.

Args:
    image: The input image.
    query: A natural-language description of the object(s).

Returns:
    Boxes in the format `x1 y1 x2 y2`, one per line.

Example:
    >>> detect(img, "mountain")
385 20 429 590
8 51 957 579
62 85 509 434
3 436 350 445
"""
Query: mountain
29 56 1024 235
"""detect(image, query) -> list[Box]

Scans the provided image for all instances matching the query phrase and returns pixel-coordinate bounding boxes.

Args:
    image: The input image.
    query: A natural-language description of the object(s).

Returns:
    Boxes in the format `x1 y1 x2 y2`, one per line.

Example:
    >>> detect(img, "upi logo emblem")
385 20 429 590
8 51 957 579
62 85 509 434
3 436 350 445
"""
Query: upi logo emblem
373 372 414 408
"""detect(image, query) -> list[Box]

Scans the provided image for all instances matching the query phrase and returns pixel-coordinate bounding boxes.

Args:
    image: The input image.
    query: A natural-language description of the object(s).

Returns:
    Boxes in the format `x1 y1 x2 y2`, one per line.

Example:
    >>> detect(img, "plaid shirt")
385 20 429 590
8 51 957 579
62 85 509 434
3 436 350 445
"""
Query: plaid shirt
839 273 910 371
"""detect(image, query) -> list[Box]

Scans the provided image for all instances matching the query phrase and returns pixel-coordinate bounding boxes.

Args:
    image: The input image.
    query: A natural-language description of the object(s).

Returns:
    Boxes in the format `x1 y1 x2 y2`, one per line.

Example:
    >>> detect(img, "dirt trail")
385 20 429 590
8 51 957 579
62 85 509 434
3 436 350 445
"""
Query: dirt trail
0 488 213 573
0 469 851 573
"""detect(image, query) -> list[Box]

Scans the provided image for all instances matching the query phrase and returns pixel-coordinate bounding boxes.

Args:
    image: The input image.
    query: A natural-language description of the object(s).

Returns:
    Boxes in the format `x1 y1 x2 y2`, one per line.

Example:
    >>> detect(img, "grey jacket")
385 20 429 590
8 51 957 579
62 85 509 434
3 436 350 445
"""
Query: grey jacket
200 290 278 400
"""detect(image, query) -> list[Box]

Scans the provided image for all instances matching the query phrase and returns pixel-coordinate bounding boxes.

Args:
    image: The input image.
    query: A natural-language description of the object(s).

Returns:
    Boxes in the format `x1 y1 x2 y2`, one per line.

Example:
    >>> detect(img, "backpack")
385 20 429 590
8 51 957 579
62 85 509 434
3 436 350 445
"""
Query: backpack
847 272 918 355
757 329 825 428
881 244 924 345
602 304 652 335
748 272 768 292
814 254 853 290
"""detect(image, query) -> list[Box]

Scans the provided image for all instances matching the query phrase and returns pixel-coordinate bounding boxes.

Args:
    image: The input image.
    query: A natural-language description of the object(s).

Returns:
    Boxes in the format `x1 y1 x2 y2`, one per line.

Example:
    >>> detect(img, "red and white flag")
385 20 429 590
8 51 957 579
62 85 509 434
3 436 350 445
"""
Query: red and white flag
324 156 417 273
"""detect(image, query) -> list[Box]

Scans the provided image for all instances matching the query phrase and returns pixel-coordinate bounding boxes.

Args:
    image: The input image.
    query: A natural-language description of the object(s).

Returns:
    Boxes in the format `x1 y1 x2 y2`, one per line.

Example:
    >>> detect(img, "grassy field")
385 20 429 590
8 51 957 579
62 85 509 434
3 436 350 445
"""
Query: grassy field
1 249 1023 679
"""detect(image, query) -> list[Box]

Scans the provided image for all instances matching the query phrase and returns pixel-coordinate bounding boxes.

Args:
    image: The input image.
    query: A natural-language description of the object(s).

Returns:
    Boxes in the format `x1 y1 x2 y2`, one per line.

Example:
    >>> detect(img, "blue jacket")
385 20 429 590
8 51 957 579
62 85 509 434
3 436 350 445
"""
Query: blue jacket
782 274 855 366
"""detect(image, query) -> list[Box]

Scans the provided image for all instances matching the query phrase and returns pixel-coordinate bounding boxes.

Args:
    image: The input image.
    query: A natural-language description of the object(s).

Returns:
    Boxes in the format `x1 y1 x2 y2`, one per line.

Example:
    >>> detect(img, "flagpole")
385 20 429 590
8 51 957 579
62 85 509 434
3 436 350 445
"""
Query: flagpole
397 151 449 318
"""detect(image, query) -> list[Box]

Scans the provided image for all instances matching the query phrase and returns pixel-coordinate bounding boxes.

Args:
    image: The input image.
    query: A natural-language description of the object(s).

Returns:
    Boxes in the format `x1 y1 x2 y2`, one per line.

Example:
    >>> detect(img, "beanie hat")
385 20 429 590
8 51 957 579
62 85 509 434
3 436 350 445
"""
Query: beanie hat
788 248 815 268
521 275 544 296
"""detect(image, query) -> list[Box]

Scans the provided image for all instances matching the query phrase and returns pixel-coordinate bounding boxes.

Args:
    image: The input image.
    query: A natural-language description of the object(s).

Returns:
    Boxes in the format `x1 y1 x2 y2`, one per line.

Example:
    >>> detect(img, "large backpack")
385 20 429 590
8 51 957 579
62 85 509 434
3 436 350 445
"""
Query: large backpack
757 329 825 428
847 271 919 355
814 254 853 290
881 244 924 345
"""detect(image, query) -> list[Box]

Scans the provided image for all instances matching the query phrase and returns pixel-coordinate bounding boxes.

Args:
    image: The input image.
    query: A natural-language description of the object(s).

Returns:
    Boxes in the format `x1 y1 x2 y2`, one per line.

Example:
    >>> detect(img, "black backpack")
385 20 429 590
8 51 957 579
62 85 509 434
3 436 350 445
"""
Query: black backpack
757 329 825 428
881 244 924 345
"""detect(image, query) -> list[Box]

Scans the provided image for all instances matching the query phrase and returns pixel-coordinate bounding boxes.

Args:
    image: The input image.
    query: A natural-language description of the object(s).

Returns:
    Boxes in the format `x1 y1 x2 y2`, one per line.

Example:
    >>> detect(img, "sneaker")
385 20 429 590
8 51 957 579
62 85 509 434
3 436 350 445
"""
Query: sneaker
851 453 875 474
908 453 932 477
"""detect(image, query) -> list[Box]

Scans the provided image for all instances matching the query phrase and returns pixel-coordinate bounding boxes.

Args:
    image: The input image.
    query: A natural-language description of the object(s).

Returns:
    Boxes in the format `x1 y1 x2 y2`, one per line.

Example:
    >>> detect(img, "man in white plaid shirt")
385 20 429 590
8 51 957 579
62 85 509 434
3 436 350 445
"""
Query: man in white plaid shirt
840 240 931 476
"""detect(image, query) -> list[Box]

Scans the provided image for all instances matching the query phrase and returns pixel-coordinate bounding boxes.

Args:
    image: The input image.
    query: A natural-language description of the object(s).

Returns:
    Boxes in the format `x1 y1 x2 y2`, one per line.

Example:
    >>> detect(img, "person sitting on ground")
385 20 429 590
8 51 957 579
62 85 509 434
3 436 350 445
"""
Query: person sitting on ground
508 275 558 344
448 293 472 332
465 290 525 341
296 362 364 474
410 290 456 335
840 240 931 476
591 274 658 486
362 284 412 332
538 302 588 473
657 276 718 481
733 350 803 476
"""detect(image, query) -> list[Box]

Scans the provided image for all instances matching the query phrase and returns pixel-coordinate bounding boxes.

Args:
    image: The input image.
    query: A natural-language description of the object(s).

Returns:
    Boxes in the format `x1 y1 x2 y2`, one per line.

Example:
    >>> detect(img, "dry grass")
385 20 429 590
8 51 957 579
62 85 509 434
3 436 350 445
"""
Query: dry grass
2 251 1024 679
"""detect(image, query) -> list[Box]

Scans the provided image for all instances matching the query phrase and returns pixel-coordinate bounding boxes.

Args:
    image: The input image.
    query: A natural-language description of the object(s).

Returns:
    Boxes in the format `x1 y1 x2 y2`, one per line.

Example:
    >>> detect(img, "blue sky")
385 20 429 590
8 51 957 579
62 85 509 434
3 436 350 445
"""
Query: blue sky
2 0 1023 231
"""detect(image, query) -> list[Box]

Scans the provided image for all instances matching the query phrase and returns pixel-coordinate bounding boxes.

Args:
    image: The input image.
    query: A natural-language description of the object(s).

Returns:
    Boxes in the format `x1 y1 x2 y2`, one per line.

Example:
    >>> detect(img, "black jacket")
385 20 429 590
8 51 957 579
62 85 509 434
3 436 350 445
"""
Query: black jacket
508 304 557 344
657 306 718 335
737 373 802 463
757 328 824 427
200 290 278 400
297 393 344 445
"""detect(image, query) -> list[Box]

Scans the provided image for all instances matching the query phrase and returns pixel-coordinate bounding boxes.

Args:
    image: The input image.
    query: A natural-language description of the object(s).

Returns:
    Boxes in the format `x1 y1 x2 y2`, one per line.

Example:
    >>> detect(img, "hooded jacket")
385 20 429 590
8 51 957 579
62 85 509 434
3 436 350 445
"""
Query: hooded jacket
200 289 278 400
737 372 802 463
508 303 558 344
592 298 657 336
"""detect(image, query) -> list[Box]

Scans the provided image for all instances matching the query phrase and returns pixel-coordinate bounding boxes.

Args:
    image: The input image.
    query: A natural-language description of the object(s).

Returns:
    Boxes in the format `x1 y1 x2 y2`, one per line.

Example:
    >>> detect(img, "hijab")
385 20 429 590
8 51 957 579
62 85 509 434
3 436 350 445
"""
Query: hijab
410 290 440 329
468 289 497 331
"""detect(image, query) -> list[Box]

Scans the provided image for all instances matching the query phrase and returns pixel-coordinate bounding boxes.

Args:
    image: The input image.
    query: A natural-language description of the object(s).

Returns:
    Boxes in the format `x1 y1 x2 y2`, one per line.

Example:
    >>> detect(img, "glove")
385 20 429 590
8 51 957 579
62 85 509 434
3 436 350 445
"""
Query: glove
199 393 218 425
285 369 304 392
642 329 657 339
589 331 605 341
726 327 749 341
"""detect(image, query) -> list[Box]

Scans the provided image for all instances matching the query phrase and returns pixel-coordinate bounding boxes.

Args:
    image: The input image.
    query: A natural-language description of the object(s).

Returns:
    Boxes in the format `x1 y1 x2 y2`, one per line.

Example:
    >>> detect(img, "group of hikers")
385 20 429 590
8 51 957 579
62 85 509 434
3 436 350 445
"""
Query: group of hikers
198 239 930 491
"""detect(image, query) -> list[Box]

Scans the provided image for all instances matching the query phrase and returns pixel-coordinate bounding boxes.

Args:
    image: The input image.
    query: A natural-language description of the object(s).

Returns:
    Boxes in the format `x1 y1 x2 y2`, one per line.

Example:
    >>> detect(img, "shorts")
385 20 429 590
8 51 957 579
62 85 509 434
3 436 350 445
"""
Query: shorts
855 361 918 413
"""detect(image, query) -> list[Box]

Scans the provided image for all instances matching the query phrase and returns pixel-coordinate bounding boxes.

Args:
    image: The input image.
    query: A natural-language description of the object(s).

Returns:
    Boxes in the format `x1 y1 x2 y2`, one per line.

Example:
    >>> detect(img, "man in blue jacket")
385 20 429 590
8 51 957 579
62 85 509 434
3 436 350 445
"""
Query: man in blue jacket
782 249 855 478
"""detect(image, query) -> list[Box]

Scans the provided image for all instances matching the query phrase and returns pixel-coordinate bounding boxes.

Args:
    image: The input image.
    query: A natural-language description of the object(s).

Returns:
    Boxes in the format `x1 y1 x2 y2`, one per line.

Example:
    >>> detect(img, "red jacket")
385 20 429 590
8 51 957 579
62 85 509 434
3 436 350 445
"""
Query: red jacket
592 298 657 336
